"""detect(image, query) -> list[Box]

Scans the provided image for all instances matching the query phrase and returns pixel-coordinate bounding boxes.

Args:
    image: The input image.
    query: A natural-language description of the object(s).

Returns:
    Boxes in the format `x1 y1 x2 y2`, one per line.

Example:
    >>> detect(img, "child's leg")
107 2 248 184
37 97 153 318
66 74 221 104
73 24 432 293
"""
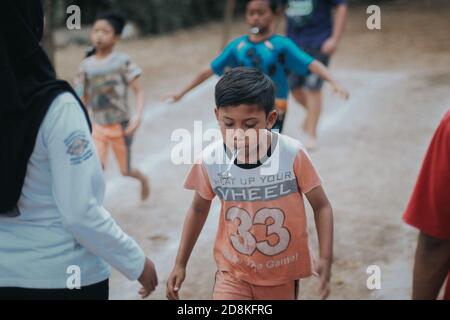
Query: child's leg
126 169 150 201
290 74 315 135
212 271 253 300
300 49 329 143
445 271 450 300
303 89 323 138
292 86 322 150
252 280 299 300
292 87 307 108
92 125 110 170
291 87 308 130
110 127 150 201
290 48 329 147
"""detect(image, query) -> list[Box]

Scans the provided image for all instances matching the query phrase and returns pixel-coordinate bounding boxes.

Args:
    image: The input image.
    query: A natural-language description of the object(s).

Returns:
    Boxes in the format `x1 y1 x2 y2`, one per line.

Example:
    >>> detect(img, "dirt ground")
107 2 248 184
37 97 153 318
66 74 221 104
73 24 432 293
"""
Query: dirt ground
56 1 450 300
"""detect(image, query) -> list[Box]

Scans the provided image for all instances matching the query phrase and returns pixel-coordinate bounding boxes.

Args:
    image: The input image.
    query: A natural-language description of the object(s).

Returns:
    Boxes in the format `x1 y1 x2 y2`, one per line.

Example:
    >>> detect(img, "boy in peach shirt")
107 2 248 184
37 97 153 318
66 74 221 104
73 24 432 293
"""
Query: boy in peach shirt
166 68 334 300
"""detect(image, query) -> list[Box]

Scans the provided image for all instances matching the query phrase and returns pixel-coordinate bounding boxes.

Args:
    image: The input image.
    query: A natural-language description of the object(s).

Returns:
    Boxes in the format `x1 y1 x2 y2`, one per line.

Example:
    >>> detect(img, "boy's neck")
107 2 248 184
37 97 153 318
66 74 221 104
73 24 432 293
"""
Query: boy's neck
248 31 274 43
235 130 273 165
95 47 114 59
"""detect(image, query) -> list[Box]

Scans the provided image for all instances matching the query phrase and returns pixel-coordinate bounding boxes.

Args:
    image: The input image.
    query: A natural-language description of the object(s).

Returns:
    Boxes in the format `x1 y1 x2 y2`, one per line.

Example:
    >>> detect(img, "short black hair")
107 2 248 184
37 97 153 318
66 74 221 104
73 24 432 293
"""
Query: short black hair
215 67 275 114
247 0 279 13
94 12 126 35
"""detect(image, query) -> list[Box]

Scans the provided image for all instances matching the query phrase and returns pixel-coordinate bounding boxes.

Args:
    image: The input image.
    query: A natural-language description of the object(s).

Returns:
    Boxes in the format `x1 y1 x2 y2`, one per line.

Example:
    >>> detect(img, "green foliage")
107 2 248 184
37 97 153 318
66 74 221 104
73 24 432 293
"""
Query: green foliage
54 0 249 35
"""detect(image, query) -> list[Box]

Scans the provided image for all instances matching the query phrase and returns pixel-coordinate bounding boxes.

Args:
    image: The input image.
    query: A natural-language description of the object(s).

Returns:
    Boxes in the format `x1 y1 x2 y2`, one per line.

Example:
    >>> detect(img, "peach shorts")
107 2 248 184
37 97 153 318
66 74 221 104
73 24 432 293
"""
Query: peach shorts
213 271 299 300
93 122 132 174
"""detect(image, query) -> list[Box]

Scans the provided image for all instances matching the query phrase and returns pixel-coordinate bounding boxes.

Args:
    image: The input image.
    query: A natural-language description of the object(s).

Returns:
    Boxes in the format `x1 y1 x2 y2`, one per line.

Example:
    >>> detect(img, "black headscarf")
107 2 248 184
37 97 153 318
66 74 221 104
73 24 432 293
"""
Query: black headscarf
0 0 91 214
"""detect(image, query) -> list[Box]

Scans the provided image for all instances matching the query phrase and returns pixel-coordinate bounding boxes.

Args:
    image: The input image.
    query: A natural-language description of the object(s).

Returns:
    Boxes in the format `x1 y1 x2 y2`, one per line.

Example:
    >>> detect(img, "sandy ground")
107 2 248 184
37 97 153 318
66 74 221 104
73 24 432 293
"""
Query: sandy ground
56 1 450 300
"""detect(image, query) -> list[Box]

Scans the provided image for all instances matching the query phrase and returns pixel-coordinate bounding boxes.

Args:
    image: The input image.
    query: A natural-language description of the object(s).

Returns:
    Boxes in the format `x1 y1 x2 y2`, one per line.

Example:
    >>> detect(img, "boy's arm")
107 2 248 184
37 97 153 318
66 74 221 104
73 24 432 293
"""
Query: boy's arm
309 60 349 100
75 65 89 110
166 191 212 300
163 37 240 104
125 77 145 136
321 3 348 56
163 67 214 103
412 232 450 300
305 185 334 300
75 77 89 111
79 88 89 112
81 90 89 108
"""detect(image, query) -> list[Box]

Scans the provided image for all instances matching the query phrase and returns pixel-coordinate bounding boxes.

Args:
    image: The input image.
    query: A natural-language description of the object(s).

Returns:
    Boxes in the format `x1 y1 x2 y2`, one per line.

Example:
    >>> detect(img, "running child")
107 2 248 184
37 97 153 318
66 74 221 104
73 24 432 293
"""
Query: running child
277 0 348 150
164 0 348 136
77 12 150 200
166 68 334 300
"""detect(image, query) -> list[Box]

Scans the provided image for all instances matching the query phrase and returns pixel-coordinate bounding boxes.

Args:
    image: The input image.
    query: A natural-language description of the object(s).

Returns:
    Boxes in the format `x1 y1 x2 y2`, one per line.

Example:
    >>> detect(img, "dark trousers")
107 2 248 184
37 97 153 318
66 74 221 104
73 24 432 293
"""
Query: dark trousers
0 279 109 300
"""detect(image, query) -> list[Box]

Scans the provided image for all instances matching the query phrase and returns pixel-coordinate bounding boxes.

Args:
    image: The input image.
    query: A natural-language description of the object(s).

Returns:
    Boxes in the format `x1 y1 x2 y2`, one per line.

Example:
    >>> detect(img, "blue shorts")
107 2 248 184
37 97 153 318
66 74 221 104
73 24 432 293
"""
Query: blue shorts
288 47 330 91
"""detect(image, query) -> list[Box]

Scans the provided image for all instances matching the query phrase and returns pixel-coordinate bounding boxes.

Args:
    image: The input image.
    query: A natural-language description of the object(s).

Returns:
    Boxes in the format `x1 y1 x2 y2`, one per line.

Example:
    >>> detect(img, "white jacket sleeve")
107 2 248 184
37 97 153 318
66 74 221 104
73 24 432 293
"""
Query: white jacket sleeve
43 94 146 281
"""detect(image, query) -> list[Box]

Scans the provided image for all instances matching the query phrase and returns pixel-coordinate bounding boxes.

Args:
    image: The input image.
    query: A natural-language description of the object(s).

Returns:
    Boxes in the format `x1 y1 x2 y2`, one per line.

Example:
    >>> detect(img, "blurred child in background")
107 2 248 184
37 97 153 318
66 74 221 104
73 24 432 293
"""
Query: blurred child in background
278 0 348 149
77 12 150 200
164 0 348 146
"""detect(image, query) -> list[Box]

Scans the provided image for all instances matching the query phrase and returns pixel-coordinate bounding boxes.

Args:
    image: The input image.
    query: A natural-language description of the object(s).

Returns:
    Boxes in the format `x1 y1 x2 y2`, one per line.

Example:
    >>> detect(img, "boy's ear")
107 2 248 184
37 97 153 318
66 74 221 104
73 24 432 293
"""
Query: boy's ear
266 110 278 129
214 108 219 122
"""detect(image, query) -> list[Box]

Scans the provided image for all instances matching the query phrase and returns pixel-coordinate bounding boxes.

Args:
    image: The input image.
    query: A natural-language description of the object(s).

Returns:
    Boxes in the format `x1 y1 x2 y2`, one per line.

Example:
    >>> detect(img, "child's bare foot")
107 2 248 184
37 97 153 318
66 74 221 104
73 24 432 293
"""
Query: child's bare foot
305 134 318 151
302 120 308 132
141 176 150 201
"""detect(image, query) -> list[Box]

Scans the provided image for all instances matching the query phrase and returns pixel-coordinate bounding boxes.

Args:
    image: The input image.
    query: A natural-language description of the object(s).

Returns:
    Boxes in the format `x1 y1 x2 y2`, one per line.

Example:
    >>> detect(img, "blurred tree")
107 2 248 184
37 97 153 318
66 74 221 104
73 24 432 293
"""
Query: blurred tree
52 0 249 35
222 0 237 49
42 0 55 65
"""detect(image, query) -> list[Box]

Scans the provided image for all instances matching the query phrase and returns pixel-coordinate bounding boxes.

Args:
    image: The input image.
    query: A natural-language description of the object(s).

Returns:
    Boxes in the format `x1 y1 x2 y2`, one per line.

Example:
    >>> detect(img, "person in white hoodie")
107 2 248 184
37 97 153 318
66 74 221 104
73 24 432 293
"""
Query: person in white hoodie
0 0 157 300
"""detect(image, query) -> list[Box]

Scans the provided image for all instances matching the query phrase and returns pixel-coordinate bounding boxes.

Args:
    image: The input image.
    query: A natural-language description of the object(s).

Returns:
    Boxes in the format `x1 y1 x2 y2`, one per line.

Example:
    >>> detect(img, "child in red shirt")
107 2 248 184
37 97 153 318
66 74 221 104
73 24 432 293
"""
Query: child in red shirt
403 110 450 300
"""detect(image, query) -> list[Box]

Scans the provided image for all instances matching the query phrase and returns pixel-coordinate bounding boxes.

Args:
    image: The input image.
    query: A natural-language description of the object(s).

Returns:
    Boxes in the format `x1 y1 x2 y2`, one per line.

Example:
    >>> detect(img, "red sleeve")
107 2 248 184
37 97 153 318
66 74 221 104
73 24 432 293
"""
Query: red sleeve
403 111 450 240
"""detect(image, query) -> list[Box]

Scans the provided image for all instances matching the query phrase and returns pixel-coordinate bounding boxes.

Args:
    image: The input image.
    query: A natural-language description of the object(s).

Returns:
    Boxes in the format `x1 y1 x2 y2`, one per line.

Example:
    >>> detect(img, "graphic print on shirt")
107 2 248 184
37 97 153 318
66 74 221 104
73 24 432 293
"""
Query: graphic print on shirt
206 136 305 269
91 75 125 110
185 133 321 283
65 130 93 165
244 42 287 78
211 35 314 100
226 206 291 257
88 69 129 125
214 171 298 202
286 0 316 29
78 53 142 125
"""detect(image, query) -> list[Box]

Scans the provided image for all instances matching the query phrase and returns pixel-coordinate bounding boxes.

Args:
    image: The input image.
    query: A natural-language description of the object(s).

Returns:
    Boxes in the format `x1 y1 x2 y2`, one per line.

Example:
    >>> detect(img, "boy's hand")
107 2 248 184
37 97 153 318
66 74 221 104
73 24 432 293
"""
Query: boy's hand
316 258 332 300
138 258 158 299
125 116 142 136
166 265 186 300
161 93 184 104
331 82 350 100
321 37 338 56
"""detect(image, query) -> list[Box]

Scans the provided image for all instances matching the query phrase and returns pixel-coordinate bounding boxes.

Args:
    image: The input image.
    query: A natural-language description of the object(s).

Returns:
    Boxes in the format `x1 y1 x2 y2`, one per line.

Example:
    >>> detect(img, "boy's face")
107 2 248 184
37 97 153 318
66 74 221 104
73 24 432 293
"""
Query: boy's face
91 20 119 51
246 1 275 35
215 104 277 153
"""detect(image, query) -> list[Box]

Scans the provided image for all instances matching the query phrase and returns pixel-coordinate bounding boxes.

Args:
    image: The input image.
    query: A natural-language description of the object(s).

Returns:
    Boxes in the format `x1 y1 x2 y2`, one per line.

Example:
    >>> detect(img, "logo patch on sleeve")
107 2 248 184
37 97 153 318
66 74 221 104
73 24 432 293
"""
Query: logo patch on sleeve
65 131 93 165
